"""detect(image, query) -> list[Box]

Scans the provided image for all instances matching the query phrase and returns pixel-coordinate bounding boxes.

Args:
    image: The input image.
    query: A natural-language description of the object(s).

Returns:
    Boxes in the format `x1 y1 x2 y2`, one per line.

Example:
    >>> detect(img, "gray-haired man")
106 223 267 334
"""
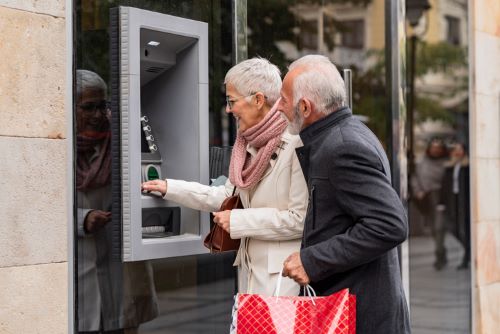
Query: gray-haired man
279 55 410 334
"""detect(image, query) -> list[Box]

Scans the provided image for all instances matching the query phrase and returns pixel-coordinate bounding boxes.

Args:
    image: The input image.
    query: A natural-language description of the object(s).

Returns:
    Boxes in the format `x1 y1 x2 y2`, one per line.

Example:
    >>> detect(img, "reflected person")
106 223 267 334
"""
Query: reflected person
279 55 410 334
76 69 158 333
411 138 448 270
142 58 308 296
438 142 470 269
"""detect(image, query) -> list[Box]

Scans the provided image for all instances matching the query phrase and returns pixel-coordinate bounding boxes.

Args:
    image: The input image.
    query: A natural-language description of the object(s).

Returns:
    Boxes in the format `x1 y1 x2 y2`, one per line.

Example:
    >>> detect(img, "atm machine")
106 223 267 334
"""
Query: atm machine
110 6 210 261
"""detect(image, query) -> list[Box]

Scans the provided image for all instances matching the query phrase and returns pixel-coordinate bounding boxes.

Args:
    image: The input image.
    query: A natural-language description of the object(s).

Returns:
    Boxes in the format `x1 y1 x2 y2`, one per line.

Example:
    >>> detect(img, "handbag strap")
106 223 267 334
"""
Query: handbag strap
231 186 237 196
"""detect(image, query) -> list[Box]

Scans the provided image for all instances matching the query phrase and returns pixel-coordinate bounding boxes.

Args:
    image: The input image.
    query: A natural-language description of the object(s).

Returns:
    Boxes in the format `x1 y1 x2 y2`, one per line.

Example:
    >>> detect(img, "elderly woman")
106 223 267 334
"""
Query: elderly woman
142 58 308 296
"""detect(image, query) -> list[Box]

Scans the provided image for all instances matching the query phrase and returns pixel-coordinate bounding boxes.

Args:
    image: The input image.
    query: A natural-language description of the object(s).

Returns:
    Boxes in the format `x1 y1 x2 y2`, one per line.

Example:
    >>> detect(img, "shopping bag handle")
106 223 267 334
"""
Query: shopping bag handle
275 268 317 305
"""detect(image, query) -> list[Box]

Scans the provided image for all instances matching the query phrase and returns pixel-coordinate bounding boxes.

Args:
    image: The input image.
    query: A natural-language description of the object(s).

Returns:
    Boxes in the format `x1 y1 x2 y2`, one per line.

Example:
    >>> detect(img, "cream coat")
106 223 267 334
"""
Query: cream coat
164 130 308 296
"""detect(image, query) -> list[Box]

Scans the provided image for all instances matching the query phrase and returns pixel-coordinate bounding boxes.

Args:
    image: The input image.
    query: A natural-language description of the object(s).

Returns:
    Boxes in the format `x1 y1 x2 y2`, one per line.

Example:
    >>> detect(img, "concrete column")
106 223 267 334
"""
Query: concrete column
470 0 500 332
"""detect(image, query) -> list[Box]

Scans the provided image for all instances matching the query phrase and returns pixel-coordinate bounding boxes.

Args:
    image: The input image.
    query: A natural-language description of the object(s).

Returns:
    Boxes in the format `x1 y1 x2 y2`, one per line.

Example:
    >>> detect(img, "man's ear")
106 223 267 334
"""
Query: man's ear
301 98 314 118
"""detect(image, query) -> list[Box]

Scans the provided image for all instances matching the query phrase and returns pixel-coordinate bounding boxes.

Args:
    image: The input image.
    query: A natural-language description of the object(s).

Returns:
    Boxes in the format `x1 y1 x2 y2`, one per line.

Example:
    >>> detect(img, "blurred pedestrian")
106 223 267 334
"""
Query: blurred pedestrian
438 142 470 270
411 138 448 270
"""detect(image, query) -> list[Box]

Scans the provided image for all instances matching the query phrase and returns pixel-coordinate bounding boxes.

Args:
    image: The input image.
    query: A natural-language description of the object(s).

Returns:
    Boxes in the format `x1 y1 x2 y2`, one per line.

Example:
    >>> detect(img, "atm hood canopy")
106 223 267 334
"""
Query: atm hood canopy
140 27 198 86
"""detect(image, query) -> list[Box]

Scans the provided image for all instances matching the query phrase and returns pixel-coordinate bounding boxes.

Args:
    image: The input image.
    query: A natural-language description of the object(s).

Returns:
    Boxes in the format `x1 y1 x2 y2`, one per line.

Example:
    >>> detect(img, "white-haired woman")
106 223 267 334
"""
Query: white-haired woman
142 58 308 296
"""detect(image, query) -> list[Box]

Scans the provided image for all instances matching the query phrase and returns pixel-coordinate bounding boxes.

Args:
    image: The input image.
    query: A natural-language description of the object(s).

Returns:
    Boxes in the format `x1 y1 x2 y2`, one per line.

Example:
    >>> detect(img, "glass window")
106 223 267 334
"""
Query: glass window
339 19 365 49
248 0 389 148
299 19 319 50
445 15 461 46
74 1 236 333
407 1 471 333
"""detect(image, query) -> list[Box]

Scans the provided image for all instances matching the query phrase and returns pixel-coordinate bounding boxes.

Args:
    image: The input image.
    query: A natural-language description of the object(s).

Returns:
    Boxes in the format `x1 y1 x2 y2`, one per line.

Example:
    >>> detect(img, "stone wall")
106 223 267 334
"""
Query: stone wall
471 0 500 333
0 1 67 333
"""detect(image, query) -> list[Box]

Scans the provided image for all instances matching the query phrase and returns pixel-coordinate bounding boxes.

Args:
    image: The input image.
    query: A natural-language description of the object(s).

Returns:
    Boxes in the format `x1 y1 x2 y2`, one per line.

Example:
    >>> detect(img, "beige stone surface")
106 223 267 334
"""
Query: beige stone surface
474 31 500 96
474 93 500 159
0 137 67 267
0 0 65 17
474 287 482 334
477 282 500 334
0 5 66 139
0 262 67 334
474 158 500 223
476 221 500 286
475 0 500 37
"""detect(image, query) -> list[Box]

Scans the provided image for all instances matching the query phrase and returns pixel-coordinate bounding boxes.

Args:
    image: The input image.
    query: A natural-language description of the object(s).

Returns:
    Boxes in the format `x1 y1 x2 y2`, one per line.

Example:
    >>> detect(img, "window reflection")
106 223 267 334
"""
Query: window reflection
248 0 388 147
76 69 159 333
339 19 365 50
247 0 471 333
74 0 472 333
76 1 235 333
406 0 470 332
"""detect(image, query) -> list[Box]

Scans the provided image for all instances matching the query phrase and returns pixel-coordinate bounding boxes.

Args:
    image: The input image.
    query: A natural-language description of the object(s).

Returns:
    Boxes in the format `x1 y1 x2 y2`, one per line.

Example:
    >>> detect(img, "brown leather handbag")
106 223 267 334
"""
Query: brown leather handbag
204 188 243 253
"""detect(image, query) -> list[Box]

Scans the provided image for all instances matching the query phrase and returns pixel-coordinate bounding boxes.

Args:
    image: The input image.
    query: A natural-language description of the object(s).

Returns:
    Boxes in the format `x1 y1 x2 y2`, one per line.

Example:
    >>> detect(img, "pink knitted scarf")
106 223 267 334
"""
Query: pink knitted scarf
229 102 287 189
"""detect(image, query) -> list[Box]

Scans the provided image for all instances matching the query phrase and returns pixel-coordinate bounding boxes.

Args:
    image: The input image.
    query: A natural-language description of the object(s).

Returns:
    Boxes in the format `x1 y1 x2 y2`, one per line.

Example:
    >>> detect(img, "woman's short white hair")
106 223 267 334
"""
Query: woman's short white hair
224 57 281 105
289 55 346 115
76 69 107 100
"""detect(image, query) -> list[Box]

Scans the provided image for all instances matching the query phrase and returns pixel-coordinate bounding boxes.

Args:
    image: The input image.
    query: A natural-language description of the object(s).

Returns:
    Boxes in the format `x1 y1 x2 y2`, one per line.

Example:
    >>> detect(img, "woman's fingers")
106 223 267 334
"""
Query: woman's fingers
212 211 231 233
141 180 167 195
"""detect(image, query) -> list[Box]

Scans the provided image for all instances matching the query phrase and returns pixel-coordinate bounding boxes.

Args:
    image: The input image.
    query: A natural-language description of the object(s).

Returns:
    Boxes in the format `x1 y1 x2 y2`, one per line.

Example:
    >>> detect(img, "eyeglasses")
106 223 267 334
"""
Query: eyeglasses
78 100 108 113
225 93 256 110
226 93 269 110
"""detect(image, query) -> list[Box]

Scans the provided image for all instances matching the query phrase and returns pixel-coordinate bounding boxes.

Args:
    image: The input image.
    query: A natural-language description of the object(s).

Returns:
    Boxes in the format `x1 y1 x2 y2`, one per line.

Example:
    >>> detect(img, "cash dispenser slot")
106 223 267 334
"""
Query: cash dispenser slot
142 207 181 238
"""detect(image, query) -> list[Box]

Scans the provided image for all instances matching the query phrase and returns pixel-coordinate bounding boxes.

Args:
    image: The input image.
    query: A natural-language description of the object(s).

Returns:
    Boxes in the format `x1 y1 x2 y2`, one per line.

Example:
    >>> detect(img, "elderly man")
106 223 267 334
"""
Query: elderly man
279 55 410 334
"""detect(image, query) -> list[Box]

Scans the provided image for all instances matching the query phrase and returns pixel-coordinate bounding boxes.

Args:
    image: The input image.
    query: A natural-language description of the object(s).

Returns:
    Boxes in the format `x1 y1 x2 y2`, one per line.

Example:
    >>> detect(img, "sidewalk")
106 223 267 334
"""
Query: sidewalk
139 234 471 333
409 234 471 333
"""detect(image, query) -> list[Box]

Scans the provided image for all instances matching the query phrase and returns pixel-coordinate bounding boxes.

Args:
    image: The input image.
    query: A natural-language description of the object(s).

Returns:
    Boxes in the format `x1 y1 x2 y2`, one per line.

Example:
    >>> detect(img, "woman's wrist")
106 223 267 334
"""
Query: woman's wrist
162 179 168 197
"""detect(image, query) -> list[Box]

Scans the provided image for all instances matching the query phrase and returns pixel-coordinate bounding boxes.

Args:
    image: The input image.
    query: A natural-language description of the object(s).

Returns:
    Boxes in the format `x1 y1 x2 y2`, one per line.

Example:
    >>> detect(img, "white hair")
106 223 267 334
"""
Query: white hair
76 69 107 99
289 55 346 115
224 57 281 105
287 103 304 135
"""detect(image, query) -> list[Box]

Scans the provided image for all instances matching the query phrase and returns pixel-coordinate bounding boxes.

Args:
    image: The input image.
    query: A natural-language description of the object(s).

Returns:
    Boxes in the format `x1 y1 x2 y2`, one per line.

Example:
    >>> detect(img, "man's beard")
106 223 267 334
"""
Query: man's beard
287 103 304 135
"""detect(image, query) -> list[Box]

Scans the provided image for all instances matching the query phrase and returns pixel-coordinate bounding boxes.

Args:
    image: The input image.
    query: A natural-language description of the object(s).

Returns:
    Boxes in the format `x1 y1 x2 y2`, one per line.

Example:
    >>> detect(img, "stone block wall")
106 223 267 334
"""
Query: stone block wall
0 1 68 333
471 0 500 333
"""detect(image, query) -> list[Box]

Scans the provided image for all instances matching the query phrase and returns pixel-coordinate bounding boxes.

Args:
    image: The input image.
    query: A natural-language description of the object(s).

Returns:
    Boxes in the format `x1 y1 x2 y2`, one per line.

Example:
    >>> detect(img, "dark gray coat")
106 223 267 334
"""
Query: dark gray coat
296 107 410 334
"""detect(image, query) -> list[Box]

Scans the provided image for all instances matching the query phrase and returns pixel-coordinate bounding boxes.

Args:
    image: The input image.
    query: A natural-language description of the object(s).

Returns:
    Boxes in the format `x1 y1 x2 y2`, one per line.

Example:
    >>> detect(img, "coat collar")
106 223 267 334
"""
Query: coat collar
245 129 293 184
246 129 294 157
299 107 352 145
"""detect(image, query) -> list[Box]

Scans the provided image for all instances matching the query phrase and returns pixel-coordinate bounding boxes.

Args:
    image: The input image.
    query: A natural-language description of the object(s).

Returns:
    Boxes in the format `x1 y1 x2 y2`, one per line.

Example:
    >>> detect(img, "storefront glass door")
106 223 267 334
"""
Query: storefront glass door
74 1 237 333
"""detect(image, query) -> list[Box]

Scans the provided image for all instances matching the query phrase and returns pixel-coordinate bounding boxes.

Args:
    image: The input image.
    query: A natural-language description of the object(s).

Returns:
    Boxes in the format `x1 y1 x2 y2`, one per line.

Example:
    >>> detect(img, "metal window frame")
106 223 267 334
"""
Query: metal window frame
385 0 410 303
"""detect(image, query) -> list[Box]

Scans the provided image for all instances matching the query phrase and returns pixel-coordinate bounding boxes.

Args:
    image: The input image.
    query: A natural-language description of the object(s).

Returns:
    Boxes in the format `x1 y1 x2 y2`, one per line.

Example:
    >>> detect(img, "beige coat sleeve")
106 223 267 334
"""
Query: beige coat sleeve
164 178 233 212
230 149 308 241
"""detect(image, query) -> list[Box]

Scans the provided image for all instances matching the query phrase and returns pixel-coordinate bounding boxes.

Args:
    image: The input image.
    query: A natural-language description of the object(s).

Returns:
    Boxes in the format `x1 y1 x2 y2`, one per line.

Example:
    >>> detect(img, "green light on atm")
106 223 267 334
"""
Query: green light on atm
147 166 159 180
